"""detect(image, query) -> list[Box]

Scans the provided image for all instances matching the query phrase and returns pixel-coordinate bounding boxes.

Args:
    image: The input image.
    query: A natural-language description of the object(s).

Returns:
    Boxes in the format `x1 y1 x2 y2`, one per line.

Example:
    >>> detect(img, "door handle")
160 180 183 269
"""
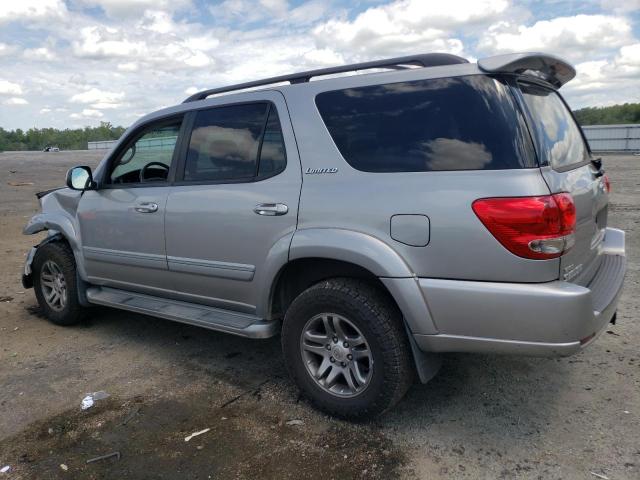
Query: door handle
253 203 288 216
134 202 159 213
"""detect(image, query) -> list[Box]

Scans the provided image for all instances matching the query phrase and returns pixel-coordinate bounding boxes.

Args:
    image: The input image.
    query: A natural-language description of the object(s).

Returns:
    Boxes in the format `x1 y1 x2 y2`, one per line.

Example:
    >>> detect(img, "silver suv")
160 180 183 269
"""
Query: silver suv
22 52 626 418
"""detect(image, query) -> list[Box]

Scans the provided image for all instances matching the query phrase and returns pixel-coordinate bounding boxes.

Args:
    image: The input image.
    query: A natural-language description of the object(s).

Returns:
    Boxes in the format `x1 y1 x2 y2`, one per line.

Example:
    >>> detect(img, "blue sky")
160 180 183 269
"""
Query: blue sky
0 0 638 130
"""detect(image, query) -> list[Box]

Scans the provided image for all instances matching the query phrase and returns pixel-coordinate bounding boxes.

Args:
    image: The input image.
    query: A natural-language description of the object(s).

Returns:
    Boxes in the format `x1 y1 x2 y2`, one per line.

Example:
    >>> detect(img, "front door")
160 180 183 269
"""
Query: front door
164 93 301 315
78 116 184 293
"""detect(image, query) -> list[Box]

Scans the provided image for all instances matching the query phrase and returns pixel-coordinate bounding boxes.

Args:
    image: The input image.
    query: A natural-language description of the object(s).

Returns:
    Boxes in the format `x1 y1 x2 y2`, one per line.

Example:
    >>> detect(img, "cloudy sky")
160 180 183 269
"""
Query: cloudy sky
0 0 639 130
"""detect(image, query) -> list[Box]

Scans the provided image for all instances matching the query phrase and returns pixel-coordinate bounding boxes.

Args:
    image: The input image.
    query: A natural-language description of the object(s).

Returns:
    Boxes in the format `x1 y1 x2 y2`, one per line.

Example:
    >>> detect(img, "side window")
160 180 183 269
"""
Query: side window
109 120 182 184
315 76 536 172
258 107 286 177
183 102 287 182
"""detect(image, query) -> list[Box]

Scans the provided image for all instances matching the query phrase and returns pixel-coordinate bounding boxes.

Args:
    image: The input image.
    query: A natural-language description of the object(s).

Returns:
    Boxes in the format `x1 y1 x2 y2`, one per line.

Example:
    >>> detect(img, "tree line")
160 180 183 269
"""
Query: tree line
1 103 639 152
0 122 126 152
573 103 640 126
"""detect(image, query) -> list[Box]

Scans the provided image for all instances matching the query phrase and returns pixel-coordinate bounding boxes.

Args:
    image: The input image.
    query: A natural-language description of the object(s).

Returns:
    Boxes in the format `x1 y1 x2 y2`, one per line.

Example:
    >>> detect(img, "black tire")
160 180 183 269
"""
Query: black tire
32 242 86 326
281 278 414 419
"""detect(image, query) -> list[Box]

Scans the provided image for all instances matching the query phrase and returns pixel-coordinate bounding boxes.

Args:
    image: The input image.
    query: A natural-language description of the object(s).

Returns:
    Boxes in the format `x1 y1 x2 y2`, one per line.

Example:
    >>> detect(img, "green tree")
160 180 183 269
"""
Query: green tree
0 122 126 152
573 103 640 125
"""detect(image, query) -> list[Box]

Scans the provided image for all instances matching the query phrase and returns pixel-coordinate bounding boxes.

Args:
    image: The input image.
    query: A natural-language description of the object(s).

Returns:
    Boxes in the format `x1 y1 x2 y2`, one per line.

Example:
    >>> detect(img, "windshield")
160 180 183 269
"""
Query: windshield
519 83 589 170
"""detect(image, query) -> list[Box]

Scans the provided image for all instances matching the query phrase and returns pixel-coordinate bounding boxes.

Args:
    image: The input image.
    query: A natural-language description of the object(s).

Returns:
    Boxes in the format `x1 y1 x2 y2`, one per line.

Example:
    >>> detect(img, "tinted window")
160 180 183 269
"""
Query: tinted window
520 83 589 170
258 107 286 177
185 103 268 182
315 75 536 172
110 121 181 184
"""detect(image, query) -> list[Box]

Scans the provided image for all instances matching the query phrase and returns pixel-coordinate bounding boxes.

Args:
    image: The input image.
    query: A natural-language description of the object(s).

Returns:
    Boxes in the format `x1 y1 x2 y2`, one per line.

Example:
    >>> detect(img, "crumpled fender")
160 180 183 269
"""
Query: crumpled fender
23 189 87 280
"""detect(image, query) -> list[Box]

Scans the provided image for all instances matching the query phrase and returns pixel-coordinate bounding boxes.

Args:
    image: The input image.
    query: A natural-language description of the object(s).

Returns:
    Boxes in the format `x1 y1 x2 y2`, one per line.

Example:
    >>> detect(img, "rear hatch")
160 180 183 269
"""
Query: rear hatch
518 82 609 286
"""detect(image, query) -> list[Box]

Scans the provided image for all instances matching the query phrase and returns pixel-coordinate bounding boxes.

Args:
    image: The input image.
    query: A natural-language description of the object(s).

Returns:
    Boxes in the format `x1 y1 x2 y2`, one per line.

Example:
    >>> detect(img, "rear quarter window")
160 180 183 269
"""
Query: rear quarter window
519 83 590 171
315 75 536 172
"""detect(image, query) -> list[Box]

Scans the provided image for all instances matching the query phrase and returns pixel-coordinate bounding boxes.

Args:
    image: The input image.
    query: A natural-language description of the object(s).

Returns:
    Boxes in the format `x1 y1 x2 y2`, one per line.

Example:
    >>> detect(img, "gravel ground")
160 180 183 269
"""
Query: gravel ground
0 151 638 479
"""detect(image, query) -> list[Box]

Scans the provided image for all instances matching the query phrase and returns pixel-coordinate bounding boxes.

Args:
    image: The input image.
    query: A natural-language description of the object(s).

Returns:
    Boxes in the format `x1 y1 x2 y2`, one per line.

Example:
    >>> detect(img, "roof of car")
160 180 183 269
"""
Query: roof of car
182 51 575 104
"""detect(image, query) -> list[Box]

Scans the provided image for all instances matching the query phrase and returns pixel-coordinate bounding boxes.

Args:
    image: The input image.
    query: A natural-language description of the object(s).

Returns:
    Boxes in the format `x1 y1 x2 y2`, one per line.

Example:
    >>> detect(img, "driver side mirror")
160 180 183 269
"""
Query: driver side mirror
66 166 96 191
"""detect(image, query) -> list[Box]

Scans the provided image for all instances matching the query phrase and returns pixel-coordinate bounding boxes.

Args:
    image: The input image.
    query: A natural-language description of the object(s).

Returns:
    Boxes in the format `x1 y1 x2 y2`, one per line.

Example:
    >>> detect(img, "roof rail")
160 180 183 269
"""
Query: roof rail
183 53 468 103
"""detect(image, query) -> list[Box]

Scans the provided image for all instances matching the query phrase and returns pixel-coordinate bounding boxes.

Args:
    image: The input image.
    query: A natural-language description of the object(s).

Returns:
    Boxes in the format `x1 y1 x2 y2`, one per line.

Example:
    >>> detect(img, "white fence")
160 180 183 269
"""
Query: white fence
87 136 176 151
87 140 118 150
582 124 640 153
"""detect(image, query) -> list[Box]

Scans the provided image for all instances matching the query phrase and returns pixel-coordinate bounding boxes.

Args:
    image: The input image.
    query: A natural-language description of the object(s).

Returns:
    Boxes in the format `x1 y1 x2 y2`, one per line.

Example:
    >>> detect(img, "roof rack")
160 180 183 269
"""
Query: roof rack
183 53 468 103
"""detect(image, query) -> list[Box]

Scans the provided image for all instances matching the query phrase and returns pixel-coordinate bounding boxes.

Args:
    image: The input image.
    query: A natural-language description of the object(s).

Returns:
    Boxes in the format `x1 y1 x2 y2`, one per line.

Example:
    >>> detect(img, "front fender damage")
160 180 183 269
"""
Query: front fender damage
22 188 87 292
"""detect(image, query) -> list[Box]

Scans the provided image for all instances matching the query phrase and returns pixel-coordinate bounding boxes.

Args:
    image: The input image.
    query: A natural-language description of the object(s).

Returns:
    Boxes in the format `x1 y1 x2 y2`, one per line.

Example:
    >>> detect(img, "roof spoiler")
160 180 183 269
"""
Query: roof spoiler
478 52 576 88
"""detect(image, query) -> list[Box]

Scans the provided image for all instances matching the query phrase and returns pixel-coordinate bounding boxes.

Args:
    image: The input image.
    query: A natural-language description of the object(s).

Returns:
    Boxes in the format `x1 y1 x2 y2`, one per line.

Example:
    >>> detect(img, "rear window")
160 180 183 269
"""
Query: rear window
315 75 536 172
519 83 589 170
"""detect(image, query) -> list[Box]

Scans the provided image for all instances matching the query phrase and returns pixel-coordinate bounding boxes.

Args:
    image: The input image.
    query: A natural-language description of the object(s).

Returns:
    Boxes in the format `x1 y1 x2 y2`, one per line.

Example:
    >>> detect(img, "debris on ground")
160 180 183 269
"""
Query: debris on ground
220 379 270 408
606 330 620 336
185 428 210 442
86 452 120 464
0 466 10 473
121 405 141 426
286 419 304 426
0 296 13 302
590 472 609 480
7 181 34 187
81 391 110 410
60 464 68 471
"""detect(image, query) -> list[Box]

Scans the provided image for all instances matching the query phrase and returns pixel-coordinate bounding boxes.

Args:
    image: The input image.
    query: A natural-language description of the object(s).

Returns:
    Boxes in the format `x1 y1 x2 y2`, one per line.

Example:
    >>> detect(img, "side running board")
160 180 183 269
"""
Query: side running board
86 286 279 339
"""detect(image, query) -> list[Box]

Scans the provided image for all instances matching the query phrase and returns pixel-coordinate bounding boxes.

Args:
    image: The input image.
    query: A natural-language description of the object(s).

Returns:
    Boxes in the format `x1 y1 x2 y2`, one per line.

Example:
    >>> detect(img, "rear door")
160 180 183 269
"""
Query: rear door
519 82 609 285
164 92 301 314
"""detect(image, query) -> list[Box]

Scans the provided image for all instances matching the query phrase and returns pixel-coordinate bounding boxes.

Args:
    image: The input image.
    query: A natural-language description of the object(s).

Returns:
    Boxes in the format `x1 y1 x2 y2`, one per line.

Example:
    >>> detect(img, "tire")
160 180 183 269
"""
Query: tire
281 278 414 419
32 242 86 326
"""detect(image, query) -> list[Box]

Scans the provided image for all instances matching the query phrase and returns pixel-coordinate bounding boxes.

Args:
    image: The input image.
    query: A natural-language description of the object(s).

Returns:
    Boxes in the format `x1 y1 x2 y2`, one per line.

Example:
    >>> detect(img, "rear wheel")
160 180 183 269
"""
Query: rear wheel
32 242 86 326
282 278 414 419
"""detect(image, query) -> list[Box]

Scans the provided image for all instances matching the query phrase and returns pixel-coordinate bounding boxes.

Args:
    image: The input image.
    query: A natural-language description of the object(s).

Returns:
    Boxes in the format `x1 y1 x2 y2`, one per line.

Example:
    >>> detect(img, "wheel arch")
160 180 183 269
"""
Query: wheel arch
23 212 87 280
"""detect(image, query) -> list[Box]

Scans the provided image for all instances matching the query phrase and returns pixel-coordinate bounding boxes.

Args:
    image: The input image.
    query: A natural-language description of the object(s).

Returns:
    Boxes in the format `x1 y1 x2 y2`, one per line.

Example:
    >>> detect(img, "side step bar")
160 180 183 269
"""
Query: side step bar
86 287 279 339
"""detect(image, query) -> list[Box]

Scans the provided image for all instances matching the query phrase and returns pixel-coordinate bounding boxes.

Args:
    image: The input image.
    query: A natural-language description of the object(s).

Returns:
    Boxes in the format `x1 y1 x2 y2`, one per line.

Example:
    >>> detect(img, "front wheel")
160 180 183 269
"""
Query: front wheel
281 278 414 419
32 242 86 326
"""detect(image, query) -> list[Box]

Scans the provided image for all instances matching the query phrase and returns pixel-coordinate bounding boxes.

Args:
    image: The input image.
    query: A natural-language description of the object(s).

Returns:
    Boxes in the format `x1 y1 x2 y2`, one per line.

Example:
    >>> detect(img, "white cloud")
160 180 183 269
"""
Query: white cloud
77 0 191 18
72 26 148 59
217 0 289 23
69 88 125 109
40 108 52 113
4 97 29 105
70 108 104 119
600 0 640 14
117 62 139 72
184 86 200 95
23 47 57 61
0 43 18 57
0 79 23 95
479 14 633 61
71 24 214 69
312 0 508 59
0 0 67 24
563 43 640 108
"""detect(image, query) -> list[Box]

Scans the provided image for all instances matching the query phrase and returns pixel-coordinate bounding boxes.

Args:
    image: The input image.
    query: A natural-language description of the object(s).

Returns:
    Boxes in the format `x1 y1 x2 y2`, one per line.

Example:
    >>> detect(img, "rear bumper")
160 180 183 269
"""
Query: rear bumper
413 228 626 357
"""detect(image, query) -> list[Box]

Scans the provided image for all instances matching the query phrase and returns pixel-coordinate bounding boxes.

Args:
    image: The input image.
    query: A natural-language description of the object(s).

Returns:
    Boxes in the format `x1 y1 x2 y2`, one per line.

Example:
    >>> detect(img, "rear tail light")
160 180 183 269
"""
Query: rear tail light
603 174 611 194
472 193 576 260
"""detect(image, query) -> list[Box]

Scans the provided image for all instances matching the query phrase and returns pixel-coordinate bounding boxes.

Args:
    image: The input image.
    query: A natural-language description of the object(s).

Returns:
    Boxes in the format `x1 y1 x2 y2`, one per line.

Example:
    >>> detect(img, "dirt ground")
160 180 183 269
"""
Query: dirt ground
0 151 638 480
